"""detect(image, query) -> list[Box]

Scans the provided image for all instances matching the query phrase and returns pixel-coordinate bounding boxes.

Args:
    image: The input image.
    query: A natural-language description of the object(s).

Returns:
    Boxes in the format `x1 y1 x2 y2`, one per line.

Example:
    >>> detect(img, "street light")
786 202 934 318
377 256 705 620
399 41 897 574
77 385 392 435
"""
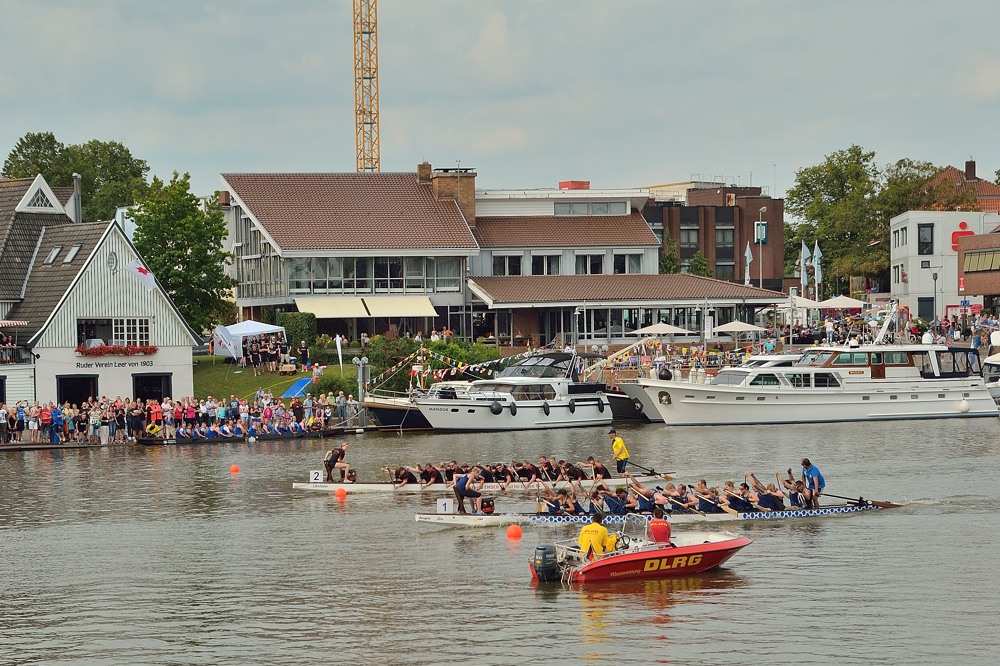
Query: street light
921 261 941 326
756 207 767 288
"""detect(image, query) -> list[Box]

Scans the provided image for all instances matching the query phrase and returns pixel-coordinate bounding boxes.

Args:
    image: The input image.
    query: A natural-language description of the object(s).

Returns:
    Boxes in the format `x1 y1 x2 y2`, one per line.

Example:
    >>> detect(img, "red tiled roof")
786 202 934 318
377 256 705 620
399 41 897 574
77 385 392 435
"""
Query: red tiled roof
222 173 479 251
470 274 784 306
473 211 659 248
936 166 1000 197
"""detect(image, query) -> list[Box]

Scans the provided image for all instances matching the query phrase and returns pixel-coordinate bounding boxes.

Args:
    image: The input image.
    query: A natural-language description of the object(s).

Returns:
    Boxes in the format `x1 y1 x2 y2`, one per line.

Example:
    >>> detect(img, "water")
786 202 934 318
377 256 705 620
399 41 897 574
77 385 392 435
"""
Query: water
2 420 999 665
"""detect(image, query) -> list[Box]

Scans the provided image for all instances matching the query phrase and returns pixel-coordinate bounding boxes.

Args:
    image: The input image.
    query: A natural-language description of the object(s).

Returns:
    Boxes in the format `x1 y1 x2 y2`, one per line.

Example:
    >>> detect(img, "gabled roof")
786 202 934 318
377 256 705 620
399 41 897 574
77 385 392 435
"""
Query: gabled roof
469 274 784 308
4 222 106 339
934 166 1000 212
472 211 659 248
0 177 74 300
222 172 480 251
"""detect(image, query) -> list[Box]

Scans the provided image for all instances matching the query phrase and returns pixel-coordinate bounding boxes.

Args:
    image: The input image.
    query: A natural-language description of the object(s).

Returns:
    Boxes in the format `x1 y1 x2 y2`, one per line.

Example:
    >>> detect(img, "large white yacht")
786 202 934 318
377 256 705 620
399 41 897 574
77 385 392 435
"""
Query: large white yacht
637 342 997 426
414 351 611 431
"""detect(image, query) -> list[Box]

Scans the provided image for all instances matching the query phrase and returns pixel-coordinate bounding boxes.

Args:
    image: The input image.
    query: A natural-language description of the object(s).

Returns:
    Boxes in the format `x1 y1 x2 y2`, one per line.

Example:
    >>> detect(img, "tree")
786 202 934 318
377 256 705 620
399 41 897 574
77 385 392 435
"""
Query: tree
785 145 977 280
131 172 235 332
658 234 680 274
2 131 149 222
687 251 711 277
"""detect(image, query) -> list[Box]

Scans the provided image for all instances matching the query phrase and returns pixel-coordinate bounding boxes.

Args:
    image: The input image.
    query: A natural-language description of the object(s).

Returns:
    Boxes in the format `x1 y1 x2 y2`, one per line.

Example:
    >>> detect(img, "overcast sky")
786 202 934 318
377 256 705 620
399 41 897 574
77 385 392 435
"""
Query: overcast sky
3 0 999 206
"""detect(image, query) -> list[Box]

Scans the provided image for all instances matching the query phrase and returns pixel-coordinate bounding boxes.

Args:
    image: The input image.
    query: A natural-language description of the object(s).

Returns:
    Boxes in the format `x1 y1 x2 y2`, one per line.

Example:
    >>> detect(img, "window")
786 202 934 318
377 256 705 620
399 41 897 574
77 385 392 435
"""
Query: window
613 253 642 274
965 250 1000 272
575 254 603 275
531 254 560 275
63 245 81 263
113 318 151 346
44 246 62 264
571 202 588 215
715 263 734 280
679 229 699 247
783 373 809 388
715 228 734 245
749 374 780 386
813 373 841 388
492 254 522 276
27 189 53 208
917 223 934 255
554 201 628 215
554 203 570 215
592 202 608 214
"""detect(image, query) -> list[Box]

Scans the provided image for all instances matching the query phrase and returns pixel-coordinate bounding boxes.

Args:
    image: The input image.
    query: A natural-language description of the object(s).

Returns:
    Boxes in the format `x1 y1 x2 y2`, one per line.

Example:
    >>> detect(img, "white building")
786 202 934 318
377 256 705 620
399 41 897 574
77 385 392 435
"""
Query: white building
890 210 1000 321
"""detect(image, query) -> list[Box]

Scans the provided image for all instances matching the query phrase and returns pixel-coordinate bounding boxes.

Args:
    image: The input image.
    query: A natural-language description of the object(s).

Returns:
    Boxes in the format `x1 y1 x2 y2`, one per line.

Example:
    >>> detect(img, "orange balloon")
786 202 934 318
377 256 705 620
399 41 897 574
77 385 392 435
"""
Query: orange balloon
229 464 240 474
335 488 347 499
506 524 522 540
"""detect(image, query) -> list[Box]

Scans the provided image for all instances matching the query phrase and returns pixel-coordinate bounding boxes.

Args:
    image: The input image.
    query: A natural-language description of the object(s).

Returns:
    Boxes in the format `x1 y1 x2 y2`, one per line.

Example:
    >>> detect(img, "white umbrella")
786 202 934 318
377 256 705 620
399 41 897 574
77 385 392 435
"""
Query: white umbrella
713 320 767 333
818 295 866 309
776 296 823 310
632 322 693 336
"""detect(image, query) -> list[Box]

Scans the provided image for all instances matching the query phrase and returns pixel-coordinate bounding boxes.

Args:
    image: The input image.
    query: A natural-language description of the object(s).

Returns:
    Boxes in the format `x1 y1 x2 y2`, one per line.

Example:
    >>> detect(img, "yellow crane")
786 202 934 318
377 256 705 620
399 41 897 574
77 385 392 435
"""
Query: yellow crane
353 0 380 172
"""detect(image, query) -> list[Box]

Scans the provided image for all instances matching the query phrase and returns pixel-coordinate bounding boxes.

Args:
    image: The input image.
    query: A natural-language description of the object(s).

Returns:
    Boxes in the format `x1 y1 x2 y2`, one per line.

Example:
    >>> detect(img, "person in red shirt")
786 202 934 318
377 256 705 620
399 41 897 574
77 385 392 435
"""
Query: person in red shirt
39 404 53 443
648 507 672 543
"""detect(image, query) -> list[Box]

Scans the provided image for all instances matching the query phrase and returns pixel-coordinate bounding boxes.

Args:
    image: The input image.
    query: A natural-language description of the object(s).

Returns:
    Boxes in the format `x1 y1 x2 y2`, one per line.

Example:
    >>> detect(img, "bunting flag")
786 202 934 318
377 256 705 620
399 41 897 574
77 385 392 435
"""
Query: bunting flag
813 241 824 298
800 241 812 292
124 260 156 291
744 242 753 286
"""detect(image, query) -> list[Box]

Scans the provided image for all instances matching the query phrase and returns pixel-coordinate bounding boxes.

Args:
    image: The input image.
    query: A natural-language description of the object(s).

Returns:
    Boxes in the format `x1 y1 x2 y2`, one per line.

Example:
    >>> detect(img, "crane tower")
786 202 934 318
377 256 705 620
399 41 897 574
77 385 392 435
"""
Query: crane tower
353 0 380 172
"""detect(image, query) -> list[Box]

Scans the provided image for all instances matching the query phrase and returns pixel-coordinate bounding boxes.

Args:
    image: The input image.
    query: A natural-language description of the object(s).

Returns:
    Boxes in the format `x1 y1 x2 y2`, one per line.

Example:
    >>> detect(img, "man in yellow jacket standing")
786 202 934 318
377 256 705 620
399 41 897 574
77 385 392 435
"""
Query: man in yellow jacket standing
609 428 629 475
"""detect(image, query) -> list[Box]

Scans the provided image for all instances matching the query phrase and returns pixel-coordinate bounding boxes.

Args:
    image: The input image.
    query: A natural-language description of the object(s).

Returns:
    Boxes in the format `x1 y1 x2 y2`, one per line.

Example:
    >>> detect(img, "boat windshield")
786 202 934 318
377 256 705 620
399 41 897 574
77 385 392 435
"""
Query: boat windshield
619 513 650 543
796 351 833 366
710 370 750 386
496 353 573 379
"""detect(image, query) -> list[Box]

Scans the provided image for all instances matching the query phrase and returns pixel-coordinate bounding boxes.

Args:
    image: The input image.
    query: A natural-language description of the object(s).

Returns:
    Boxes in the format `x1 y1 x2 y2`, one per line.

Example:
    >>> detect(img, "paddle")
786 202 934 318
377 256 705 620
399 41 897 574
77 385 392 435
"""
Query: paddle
725 488 772 512
667 495 705 516
624 460 675 481
822 492 902 509
692 490 739 517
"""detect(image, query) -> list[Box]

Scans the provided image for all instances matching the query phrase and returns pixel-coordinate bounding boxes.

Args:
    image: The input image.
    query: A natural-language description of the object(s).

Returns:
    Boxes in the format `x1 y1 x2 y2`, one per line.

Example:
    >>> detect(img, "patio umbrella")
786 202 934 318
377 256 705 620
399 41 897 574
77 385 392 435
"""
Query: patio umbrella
632 322 693 336
712 321 767 334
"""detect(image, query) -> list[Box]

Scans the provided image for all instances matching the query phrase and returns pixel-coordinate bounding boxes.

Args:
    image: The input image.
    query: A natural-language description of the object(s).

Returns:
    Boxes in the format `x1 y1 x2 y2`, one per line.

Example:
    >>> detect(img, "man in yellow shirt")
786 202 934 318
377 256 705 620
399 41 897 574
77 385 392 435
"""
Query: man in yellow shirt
609 428 629 475
577 512 617 559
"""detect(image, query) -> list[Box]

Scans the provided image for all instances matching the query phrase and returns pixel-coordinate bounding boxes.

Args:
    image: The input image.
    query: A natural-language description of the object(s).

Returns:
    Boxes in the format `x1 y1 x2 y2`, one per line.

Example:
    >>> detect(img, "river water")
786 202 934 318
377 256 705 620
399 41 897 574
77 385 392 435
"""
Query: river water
2 418 998 665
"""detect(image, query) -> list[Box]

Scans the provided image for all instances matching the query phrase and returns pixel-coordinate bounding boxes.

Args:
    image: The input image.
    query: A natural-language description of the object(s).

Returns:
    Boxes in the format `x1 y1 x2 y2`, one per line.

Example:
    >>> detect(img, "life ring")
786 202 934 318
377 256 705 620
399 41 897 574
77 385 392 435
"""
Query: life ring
509 402 517 416
597 400 605 413
542 402 550 416
490 401 503 415
568 399 576 414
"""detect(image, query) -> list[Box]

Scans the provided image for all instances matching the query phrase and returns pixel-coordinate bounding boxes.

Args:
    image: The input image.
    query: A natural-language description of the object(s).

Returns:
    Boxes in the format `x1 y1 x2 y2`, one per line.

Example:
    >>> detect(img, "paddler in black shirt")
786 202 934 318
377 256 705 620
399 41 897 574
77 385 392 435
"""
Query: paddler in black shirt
419 463 444 489
391 466 419 488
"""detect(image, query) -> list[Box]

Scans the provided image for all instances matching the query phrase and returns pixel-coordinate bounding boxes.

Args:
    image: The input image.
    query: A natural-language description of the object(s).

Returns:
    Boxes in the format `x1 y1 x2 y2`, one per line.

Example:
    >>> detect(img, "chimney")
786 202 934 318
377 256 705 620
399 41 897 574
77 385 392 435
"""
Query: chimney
417 161 432 184
431 166 477 227
965 159 976 181
72 172 82 223
217 190 231 206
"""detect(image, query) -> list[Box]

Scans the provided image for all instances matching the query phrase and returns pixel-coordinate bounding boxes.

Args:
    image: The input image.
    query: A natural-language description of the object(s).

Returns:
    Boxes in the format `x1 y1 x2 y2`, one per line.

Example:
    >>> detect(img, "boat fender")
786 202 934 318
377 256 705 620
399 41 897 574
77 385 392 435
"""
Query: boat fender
531 544 560 583
509 402 518 416
542 401 550 416
658 367 673 381
568 399 576 414
958 399 970 414
490 401 503 415
597 400 605 413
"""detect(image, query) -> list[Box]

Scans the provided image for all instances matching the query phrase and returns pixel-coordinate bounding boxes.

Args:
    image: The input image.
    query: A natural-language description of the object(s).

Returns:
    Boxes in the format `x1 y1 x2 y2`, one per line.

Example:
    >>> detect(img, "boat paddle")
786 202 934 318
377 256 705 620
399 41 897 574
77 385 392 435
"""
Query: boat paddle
692 491 740 517
624 460 675 481
822 492 902 509
667 496 705 517
724 488 772 512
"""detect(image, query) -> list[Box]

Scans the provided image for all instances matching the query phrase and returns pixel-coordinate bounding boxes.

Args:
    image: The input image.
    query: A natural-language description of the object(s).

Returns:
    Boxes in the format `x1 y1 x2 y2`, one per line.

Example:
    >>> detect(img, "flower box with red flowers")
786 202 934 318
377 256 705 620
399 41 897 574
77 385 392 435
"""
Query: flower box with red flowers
74 344 159 357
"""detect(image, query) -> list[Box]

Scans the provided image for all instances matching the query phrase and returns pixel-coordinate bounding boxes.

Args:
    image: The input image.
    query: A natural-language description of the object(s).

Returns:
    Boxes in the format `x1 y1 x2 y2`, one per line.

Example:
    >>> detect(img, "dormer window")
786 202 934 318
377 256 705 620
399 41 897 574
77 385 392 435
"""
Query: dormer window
44 246 62 264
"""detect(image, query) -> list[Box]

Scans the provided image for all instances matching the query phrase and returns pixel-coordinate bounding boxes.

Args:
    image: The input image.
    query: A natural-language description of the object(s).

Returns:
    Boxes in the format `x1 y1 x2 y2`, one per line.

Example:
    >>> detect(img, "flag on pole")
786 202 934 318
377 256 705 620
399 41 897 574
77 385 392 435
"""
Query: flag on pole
213 324 239 358
744 242 753 286
812 241 823 298
799 241 812 292
124 260 156 291
335 334 344 375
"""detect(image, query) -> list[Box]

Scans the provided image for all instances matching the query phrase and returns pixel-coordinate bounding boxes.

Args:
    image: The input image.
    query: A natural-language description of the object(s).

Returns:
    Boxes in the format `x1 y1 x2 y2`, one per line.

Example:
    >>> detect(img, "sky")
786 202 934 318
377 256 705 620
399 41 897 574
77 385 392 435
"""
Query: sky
2 0 999 207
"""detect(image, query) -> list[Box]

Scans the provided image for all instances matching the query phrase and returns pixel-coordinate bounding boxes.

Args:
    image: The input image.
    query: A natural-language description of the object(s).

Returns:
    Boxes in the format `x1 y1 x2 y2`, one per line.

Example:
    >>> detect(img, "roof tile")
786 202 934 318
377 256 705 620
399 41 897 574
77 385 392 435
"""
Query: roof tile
473 211 659 248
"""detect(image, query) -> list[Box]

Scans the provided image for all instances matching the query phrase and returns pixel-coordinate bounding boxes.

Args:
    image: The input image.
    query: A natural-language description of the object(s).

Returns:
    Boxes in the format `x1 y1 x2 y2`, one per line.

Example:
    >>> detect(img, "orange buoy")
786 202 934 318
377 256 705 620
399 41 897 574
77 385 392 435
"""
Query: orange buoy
229 464 240 474
506 524 522 540
335 487 347 500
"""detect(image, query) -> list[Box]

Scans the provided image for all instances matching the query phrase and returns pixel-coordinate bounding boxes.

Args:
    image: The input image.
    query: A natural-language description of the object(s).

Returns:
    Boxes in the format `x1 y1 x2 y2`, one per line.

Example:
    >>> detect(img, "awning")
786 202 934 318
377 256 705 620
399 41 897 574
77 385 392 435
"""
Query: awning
294 297 369 318
0 320 29 327
363 296 438 317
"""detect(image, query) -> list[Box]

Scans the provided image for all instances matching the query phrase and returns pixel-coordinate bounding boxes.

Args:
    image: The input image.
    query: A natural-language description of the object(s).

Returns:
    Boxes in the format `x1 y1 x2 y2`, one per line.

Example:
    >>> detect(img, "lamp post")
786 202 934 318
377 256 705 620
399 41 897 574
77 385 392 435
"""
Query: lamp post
351 356 369 427
756 207 767 288
922 261 941 328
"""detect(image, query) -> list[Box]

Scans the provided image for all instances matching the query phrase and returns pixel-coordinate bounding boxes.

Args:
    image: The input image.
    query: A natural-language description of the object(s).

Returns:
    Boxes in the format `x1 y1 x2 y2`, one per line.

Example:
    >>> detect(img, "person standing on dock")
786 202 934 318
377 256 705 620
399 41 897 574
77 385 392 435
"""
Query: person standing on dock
608 429 629 475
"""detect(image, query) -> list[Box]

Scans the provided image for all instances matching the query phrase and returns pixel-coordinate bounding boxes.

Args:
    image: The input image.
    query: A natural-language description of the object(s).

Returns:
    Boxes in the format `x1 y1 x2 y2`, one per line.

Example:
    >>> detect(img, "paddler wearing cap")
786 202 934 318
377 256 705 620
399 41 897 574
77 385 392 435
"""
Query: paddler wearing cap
608 428 629 475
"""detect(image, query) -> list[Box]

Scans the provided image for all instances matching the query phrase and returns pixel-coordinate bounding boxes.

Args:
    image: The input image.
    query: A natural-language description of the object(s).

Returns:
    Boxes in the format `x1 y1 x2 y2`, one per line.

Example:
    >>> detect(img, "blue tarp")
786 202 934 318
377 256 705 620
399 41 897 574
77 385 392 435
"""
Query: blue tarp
281 377 312 399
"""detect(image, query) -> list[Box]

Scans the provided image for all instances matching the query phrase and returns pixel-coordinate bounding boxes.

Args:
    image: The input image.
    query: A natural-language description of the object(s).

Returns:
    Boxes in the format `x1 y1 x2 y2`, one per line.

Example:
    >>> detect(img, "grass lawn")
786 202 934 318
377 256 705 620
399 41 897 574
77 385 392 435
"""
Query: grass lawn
192 356 358 401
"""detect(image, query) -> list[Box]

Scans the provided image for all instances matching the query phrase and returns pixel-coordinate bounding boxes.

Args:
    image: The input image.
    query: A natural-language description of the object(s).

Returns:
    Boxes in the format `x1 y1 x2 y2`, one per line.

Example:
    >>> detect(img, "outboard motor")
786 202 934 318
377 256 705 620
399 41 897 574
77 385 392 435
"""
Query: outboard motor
658 367 673 381
531 544 560 582
481 497 495 515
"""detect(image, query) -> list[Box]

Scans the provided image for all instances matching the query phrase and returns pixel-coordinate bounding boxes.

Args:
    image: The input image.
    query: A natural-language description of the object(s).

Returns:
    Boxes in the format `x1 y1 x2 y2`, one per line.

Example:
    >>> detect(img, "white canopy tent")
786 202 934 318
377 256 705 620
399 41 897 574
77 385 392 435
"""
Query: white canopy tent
214 320 286 358
632 322 694 336
818 295 866 309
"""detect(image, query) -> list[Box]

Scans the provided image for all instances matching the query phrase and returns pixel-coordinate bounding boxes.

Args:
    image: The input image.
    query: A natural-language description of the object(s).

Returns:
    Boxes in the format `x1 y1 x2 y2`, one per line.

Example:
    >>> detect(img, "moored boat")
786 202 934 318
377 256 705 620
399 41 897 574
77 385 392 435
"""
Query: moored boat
363 381 472 431
416 501 890 526
414 351 612 431
530 515 751 584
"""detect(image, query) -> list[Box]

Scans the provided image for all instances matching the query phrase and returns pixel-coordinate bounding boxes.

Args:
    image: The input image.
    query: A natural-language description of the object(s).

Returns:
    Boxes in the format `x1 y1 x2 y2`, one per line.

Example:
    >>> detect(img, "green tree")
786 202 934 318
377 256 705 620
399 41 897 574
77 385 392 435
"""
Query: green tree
132 171 235 332
786 145 977 279
658 234 680 274
687 251 711 277
2 131 149 221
